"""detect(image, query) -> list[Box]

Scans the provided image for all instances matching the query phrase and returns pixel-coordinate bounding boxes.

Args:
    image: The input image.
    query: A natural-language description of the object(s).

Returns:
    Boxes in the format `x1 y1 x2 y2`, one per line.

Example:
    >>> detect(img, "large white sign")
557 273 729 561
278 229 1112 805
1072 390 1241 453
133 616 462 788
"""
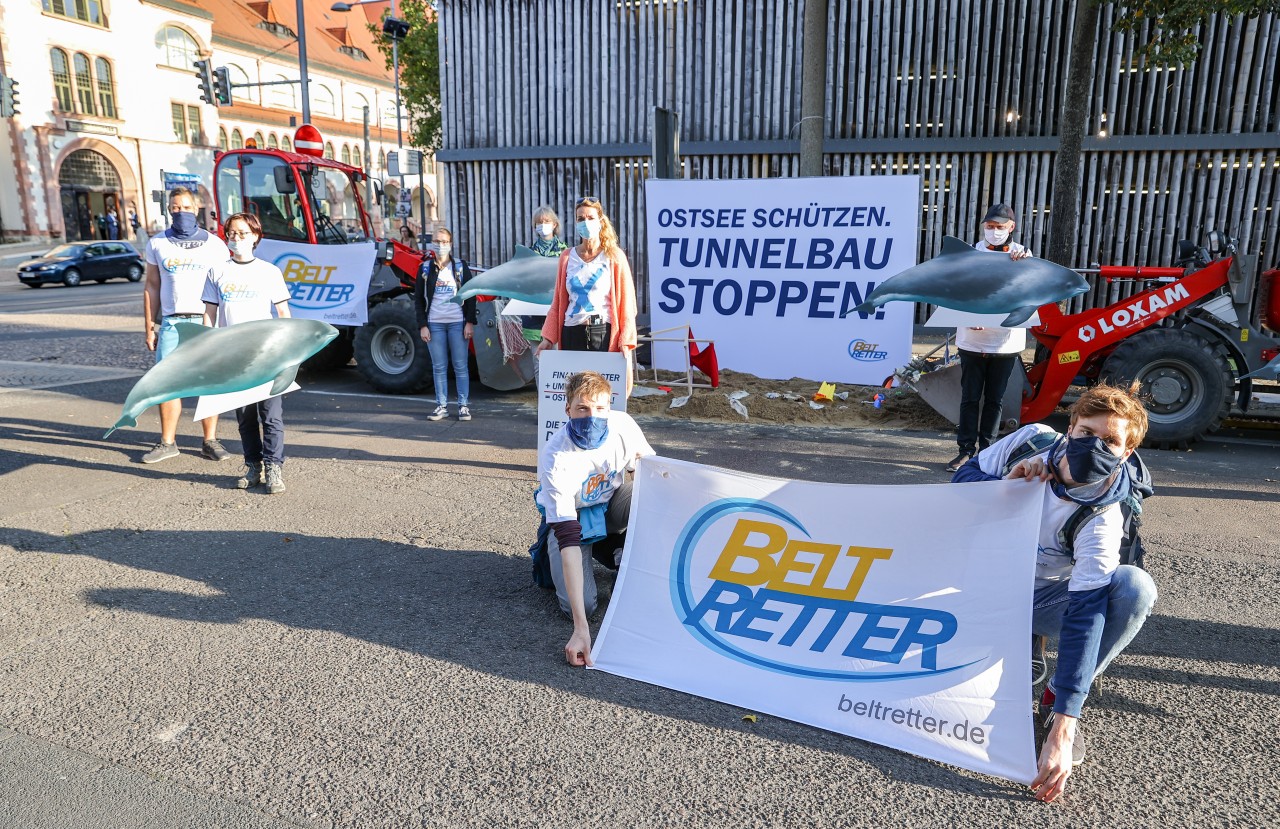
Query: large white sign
593 457 1041 784
646 177 919 384
537 350 627 467
256 239 375 325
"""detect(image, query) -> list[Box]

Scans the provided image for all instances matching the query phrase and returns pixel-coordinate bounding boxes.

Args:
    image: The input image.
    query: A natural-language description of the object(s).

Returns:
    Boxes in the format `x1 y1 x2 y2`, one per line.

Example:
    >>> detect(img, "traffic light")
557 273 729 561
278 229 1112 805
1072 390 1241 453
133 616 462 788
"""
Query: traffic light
0 74 18 118
193 59 215 105
213 66 232 106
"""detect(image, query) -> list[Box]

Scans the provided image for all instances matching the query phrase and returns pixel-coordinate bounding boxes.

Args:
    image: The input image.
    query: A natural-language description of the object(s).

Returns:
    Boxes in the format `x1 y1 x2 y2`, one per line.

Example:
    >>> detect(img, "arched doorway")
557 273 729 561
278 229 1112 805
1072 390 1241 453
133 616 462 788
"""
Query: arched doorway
59 149 122 242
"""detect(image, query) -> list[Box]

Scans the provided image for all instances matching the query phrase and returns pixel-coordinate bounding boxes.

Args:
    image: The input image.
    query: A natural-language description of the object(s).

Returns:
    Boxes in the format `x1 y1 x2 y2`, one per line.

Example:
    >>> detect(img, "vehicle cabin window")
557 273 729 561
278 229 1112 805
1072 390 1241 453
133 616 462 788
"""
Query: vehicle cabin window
232 155 306 241
215 155 243 219
303 165 368 245
83 245 100 256
108 243 129 254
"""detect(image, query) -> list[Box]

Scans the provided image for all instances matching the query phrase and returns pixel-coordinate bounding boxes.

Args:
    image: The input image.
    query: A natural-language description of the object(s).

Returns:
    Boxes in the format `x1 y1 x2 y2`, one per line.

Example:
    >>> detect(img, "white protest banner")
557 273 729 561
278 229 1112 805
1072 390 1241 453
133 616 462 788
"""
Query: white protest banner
537 351 626 469
256 239 375 325
193 380 300 421
646 177 919 385
592 457 1041 784
922 307 1041 329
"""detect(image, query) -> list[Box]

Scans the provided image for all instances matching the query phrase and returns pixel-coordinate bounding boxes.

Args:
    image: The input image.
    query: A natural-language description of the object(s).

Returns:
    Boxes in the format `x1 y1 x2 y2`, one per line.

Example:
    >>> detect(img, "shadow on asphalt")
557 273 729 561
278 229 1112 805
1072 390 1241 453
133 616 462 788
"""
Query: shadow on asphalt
4 522 1029 802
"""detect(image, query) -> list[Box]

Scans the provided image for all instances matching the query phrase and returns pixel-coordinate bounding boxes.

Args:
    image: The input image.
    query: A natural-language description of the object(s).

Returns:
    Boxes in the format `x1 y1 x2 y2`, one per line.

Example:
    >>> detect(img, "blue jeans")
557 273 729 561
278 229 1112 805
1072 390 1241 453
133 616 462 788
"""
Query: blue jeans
427 320 470 406
1032 565 1158 681
156 314 205 362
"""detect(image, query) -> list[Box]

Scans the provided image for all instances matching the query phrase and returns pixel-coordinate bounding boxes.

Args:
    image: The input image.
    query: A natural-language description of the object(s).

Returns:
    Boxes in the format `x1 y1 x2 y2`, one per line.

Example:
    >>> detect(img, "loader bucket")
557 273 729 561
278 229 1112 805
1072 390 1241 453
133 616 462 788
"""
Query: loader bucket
906 360 1027 433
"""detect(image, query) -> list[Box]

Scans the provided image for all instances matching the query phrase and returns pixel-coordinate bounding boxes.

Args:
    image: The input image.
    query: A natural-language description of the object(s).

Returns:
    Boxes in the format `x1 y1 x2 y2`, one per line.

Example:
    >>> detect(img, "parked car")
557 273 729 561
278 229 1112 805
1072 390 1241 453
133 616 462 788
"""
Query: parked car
17 242 145 288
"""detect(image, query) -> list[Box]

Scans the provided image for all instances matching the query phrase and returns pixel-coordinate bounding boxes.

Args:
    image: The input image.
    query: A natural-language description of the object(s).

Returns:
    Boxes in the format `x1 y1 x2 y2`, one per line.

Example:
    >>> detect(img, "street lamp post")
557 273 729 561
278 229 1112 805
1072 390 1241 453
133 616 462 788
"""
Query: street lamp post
296 0 312 122
332 0 409 232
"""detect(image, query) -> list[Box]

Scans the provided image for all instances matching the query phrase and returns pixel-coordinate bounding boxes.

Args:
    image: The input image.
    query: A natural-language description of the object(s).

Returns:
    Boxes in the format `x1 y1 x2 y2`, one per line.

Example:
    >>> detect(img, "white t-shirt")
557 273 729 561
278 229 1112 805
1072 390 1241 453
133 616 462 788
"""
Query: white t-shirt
428 261 465 324
563 248 614 327
201 257 291 327
536 410 655 523
972 424 1125 592
954 240 1031 355
146 231 231 317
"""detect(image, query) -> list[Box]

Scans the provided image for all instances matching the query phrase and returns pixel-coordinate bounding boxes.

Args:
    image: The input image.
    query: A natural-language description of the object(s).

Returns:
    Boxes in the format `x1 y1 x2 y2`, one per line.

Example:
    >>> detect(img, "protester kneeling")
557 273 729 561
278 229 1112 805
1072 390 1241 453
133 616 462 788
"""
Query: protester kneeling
951 383 1157 802
536 371 655 667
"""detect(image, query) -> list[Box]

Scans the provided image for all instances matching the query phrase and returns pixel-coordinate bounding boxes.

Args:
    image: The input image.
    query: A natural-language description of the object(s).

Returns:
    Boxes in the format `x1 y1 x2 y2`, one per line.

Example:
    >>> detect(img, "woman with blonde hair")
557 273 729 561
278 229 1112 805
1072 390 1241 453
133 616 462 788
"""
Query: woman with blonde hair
530 204 567 257
536 197 638 380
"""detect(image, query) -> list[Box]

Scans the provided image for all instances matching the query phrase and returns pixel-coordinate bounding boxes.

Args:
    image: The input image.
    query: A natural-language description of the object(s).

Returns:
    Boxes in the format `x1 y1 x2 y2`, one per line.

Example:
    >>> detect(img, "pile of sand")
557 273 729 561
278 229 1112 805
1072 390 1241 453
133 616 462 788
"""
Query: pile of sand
627 368 953 431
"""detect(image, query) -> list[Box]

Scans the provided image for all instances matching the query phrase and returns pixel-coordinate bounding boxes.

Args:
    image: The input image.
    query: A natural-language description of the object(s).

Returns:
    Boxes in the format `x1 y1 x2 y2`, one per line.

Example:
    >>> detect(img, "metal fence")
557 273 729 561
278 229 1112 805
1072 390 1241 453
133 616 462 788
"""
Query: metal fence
437 0 1280 316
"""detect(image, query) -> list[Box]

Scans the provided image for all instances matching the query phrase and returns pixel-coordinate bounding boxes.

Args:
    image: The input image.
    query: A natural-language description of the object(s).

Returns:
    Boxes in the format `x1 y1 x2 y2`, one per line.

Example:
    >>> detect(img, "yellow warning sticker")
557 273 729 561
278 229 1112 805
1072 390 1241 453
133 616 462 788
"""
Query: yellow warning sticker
1058 350 1081 364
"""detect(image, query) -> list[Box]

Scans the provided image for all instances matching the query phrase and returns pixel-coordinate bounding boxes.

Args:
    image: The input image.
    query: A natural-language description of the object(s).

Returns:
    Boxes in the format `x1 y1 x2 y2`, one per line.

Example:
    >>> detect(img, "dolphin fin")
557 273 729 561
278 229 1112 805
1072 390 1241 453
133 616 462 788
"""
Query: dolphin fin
513 245 538 258
103 413 137 439
173 322 212 345
270 365 300 396
1001 306 1037 327
842 300 878 319
939 236 973 256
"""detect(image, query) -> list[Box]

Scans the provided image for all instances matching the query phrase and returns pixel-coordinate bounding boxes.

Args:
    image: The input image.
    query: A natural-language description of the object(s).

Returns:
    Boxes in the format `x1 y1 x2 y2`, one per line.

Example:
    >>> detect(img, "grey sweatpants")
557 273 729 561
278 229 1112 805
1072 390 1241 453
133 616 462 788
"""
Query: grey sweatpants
547 476 634 617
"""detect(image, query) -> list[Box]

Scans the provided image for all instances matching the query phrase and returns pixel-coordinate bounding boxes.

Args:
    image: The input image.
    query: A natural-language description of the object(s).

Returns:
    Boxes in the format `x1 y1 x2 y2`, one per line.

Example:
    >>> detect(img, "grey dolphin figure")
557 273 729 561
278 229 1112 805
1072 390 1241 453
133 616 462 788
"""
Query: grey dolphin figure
846 236 1090 326
104 318 339 437
1241 353 1280 380
452 245 560 306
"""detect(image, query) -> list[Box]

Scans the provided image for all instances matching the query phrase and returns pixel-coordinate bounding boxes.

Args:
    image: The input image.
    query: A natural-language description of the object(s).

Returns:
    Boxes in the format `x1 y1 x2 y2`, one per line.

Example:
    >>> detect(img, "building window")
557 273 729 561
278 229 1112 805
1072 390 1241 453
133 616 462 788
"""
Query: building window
353 146 362 170
338 45 369 61
340 145 351 165
219 127 228 151
378 149 386 171
171 102 202 144
73 53 96 115
231 129 244 149
227 64 257 104
42 0 105 26
270 75 296 110
50 48 74 112
252 131 265 149
94 57 116 119
351 93 371 124
323 142 334 159
267 133 279 149
259 20 296 39
281 135 292 152
157 26 199 70
313 85 336 117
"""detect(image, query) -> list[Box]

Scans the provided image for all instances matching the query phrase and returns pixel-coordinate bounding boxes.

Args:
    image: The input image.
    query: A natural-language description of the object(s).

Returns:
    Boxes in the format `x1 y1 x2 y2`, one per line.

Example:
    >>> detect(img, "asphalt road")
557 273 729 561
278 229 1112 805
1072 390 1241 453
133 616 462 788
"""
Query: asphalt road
0 289 1278 828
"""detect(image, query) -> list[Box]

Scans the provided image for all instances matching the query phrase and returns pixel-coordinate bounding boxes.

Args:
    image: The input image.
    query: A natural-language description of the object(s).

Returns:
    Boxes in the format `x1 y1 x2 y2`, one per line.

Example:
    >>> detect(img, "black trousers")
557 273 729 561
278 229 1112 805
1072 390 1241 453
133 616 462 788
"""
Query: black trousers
237 394 285 466
957 349 1018 454
560 322 612 352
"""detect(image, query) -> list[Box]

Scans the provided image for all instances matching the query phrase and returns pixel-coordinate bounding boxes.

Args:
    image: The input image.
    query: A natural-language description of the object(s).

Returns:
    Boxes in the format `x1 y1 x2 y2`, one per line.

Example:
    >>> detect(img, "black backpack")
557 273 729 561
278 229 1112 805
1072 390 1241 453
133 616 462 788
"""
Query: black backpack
997 433 1151 569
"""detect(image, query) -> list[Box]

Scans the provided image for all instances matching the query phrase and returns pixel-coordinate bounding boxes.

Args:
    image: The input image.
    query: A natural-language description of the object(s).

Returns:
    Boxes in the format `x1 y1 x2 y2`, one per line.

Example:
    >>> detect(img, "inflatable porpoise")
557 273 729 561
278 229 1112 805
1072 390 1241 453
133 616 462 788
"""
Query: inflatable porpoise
1241 352 1280 380
104 318 339 437
848 236 1090 326
452 245 559 306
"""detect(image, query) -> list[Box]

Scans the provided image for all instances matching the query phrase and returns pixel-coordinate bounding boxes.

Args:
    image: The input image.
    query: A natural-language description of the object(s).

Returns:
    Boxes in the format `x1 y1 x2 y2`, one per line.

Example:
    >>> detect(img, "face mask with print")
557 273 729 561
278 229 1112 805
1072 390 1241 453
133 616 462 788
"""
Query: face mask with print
576 219 601 241
984 227 1011 247
229 238 256 259
170 211 198 237
566 415 610 450
536 222 554 238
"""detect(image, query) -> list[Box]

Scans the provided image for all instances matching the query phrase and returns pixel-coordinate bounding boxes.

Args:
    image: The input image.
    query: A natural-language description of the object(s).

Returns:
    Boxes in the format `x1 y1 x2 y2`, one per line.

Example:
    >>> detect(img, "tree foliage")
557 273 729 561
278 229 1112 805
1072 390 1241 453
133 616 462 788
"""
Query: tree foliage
368 0 440 149
1111 0 1280 65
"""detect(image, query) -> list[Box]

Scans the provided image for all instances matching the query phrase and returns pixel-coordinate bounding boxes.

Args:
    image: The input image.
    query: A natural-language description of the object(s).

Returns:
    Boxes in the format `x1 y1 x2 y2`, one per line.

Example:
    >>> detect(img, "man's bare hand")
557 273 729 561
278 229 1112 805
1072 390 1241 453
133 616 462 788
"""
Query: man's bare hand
1006 457 1052 482
565 628 594 667
1011 249 1032 260
145 329 157 352
1030 715 1075 802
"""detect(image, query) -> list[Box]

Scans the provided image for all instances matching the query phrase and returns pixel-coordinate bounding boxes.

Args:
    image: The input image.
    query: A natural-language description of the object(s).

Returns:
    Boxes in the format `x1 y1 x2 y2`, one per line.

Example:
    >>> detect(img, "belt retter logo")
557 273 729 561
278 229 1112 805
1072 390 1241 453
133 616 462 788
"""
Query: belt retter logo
274 251 356 309
848 339 888 361
670 499 977 681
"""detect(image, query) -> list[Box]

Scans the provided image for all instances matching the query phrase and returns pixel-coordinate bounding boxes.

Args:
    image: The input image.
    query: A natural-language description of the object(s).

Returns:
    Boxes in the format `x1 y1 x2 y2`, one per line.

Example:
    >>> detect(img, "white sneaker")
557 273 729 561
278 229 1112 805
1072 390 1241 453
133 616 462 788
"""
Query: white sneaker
458 406 472 421
427 404 448 421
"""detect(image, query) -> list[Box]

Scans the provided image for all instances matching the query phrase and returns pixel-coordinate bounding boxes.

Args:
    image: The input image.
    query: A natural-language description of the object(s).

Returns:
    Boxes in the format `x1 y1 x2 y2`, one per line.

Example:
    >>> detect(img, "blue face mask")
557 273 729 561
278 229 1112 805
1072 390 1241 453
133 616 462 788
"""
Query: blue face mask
169 210 198 237
567 415 610 450
1063 434 1122 485
576 218 601 241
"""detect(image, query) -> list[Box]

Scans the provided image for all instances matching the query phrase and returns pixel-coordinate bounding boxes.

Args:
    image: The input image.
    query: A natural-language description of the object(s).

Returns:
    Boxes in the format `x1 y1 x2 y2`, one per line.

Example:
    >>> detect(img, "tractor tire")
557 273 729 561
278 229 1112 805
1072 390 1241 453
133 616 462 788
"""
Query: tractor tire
1099 328 1233 449
353 301 433 394
302 331 355 372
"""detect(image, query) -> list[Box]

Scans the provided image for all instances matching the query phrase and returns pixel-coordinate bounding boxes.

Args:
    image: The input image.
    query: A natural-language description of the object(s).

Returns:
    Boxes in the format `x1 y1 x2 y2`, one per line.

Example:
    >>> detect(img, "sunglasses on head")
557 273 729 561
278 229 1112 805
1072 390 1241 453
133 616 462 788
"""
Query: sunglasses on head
576 196 601 207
